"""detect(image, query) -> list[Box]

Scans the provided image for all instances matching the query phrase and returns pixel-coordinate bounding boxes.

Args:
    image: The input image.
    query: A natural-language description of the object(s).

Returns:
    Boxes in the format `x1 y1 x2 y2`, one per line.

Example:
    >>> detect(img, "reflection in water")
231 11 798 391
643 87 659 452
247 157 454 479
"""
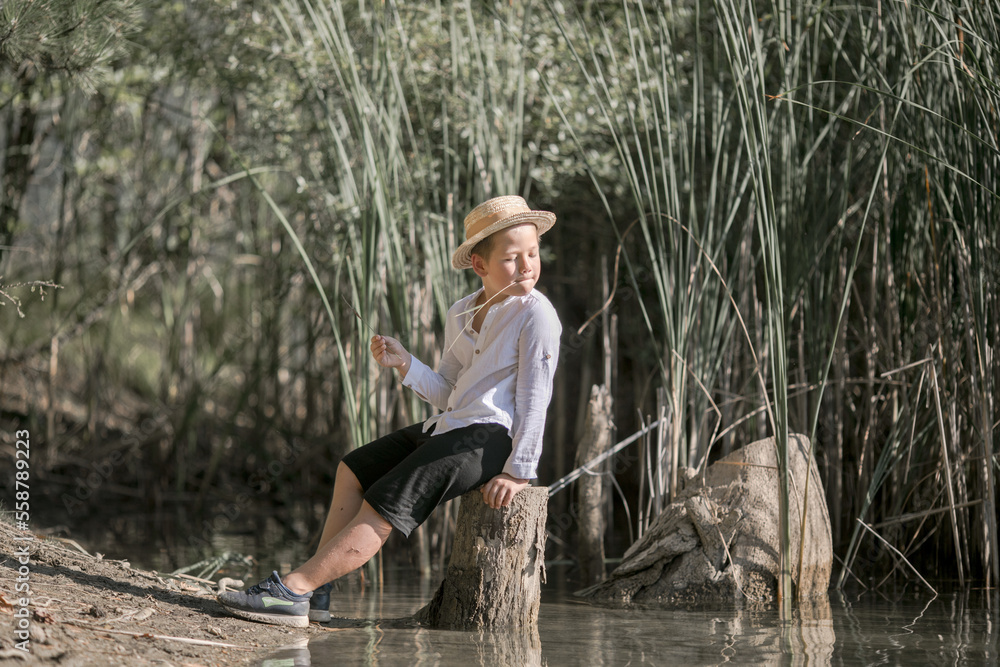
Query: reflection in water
260 637 311 667
256 580 998 666
537 597 836 666
788 598 836 665
306 619 541 667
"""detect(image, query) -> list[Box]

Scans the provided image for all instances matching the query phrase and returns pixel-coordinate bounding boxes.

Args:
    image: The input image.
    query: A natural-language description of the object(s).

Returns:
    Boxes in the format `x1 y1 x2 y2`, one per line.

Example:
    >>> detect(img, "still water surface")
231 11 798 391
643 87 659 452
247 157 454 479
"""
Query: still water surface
51 511 998 665
257 579 999 666
49 511 1000 665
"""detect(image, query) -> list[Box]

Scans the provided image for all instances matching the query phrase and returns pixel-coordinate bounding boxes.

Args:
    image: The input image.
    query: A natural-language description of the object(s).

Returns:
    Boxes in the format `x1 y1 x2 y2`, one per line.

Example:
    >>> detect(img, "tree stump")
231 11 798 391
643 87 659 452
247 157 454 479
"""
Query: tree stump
578 434 833 606
575 384 613 586
415 486 548 630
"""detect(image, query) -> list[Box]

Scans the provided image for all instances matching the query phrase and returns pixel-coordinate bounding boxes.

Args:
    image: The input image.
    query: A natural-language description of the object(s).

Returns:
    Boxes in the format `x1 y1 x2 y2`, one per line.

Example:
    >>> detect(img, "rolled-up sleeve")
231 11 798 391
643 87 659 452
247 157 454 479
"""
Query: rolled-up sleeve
505 305 562 479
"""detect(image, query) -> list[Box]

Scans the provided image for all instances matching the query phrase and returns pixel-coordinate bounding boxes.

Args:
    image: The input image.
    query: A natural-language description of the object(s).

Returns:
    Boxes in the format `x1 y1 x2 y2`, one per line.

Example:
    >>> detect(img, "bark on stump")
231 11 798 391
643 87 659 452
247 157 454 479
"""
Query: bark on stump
415 486 548 630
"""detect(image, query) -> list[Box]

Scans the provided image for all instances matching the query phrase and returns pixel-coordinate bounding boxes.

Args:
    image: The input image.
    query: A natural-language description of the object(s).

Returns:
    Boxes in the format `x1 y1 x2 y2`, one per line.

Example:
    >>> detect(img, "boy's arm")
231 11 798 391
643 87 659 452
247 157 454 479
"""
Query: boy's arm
372 310 463 410
400 354 458 410
503 305 562 480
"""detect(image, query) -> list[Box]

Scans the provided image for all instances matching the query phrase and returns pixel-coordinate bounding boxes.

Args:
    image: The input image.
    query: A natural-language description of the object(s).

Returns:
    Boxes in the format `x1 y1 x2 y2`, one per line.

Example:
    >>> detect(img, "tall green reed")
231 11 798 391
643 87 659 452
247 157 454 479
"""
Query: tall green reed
544 0 809 606
710 0 1000 590
712 0 793 609
545 1 756 529
805 0 1000 588
546 0 999 594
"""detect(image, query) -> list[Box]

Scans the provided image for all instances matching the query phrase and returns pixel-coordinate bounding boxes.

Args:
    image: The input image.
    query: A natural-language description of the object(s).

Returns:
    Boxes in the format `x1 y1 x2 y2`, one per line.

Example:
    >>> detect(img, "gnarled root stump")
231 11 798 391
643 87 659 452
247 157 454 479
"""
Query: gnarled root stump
415 486 548 630
579 434 833 607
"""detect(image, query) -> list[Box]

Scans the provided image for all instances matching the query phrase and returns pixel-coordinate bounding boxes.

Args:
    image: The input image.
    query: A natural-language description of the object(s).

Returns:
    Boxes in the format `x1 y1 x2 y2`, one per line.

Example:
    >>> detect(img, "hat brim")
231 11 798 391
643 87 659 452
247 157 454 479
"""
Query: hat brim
451 211 556 270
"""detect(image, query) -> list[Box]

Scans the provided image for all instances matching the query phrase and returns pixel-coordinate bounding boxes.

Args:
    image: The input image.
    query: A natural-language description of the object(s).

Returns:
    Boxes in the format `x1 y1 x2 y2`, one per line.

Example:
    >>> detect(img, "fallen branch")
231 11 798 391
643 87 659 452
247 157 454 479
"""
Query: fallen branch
856 519 938 596
548 419 666 496
64 619 255 651
50 537 93 558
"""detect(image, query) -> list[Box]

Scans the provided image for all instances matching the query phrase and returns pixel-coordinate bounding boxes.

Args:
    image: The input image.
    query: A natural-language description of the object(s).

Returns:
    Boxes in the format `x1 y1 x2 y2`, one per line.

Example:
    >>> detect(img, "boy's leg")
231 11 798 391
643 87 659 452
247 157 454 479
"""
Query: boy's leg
316 461 365 550
216 501 392 626
307 461 365 621
359 423 513 538
281 500 393 594
218 425 425 626
307 424 427 620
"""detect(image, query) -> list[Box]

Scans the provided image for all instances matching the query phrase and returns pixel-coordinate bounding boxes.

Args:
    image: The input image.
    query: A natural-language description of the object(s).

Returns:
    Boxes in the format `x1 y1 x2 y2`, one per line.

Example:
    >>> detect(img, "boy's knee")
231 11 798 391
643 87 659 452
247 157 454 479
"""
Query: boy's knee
360 501 394 540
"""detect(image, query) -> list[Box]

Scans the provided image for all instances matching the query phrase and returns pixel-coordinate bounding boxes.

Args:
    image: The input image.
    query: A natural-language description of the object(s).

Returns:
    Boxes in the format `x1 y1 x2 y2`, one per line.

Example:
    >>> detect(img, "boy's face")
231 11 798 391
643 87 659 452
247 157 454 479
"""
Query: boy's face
471 223 541 300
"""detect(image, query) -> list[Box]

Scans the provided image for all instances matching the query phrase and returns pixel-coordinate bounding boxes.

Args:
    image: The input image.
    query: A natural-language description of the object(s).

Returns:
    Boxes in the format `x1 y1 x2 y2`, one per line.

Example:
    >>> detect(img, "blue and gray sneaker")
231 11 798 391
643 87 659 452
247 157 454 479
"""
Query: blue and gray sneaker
308 582 333 623
217 571 311 628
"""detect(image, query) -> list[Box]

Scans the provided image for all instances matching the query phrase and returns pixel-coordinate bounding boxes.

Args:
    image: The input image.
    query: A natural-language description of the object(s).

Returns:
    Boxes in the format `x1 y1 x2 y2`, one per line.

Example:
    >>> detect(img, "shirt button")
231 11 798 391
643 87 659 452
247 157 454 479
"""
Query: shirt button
447 407 453 412
475 349 481 354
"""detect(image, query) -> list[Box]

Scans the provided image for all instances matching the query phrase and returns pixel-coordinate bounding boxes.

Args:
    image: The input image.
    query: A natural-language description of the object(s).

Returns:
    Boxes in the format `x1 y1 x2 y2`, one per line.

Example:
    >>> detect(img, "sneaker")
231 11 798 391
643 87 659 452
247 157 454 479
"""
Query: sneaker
308 582 333 623
217 571 311 628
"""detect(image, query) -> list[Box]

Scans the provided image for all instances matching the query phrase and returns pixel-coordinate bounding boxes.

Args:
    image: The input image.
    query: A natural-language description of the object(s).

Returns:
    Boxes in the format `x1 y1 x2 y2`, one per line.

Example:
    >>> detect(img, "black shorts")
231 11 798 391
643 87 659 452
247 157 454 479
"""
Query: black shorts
341 422 512 537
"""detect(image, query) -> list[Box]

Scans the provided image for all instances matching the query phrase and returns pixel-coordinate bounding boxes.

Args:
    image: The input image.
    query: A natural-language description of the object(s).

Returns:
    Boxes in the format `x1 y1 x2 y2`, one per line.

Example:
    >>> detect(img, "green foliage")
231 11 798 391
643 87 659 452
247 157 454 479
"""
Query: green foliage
0 0 139 90
268 0 595 447
0 0 997 586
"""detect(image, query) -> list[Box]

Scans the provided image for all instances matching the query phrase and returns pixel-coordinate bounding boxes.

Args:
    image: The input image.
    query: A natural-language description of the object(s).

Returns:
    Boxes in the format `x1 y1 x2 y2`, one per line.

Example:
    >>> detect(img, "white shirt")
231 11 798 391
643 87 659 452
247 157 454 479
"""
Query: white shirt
401 288 562 479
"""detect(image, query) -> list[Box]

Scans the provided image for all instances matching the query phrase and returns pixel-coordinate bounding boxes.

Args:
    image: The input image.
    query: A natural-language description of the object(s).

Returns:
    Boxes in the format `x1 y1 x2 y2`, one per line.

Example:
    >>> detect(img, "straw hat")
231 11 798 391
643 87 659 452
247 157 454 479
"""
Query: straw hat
452 196 556 270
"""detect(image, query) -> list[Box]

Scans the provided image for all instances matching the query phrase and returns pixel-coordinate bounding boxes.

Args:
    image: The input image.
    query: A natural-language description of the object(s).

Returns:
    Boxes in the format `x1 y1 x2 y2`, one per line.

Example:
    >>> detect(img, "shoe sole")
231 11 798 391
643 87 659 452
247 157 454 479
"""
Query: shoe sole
308 609 331 623
222 606 309 628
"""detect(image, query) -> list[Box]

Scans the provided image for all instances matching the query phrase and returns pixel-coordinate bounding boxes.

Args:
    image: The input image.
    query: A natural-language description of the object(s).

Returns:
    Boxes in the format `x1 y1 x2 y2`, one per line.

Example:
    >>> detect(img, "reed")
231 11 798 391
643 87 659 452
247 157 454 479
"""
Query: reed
4 0 997 585
711 0 795 609
718 0 999 588
810 0 1000 587
544 0 757 517
547 0 999 590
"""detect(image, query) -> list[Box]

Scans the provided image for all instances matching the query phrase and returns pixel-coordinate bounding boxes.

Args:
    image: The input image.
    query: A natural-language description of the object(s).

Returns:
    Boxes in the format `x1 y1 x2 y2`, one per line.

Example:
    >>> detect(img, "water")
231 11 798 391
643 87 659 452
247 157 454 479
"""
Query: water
47 514 1000 665
257 576 1000 666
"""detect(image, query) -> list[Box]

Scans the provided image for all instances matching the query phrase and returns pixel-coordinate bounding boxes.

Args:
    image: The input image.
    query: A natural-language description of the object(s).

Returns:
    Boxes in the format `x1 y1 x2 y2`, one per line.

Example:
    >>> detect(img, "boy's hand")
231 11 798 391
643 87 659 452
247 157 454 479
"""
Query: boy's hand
480 473 529 509
370 335 412 376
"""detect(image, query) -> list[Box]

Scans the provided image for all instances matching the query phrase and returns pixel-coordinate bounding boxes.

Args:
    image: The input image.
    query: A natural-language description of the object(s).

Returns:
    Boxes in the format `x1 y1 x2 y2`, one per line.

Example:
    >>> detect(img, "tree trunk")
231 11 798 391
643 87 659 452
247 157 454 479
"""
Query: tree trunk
1 66 38 264
576 384 613 586
415 487 548 630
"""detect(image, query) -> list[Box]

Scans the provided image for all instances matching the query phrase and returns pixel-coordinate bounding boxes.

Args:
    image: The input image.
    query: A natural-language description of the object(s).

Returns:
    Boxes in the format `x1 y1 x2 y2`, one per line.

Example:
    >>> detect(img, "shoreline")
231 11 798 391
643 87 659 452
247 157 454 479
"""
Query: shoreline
0 518 326 666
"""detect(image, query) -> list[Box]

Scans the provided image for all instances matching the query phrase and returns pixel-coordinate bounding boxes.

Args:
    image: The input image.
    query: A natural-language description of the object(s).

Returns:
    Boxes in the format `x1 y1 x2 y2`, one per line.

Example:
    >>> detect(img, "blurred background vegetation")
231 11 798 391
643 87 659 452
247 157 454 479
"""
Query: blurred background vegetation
1 0 996 590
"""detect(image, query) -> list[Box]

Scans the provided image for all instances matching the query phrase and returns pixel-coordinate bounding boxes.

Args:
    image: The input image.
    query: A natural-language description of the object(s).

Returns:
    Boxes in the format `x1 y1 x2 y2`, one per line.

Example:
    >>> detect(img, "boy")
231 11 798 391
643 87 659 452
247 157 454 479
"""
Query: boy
217 195 562 627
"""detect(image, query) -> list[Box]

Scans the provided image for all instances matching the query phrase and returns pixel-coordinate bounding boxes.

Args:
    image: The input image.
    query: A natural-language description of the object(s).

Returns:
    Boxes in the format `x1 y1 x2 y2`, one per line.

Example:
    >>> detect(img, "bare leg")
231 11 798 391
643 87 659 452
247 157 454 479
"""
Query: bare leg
316 462 366 550
281 500 393 595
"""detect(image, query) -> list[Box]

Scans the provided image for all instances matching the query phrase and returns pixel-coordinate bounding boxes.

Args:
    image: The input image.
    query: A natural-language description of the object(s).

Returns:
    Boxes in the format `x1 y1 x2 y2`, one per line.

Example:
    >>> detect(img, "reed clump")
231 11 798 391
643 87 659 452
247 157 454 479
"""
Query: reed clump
0 0 995 589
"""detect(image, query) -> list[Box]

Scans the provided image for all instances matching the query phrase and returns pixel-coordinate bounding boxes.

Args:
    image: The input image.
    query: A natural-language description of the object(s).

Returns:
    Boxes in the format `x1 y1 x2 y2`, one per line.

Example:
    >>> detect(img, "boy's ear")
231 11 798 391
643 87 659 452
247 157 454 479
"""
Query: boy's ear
470 253 488 278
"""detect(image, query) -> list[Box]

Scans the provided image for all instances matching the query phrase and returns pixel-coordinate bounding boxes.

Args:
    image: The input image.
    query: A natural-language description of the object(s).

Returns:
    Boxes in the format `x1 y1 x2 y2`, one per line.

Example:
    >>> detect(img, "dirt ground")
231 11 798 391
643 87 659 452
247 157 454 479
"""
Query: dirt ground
0 518 329 666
